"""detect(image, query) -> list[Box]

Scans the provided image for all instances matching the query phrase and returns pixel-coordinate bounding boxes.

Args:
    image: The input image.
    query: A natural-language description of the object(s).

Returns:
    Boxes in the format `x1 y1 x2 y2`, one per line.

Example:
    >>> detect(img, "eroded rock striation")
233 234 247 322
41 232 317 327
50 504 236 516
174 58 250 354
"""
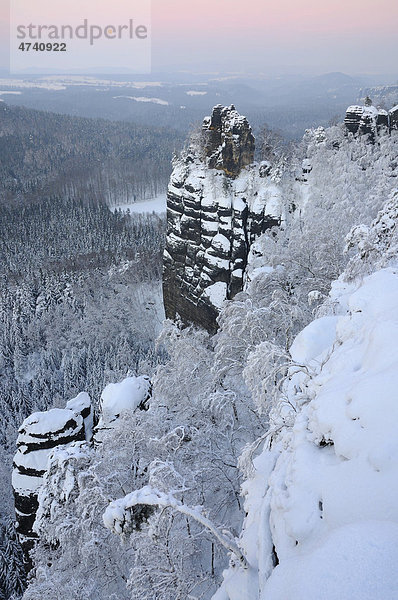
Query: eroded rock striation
12 393 93 561
203 104 255 177
163 105 282 334
345 104 397 138
391 106 398 130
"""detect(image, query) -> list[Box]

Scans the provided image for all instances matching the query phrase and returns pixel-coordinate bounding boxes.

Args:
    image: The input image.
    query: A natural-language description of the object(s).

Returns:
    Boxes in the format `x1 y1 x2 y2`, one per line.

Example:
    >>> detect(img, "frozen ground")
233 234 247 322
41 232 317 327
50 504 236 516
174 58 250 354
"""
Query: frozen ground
113 194 167 215
113 96 169 105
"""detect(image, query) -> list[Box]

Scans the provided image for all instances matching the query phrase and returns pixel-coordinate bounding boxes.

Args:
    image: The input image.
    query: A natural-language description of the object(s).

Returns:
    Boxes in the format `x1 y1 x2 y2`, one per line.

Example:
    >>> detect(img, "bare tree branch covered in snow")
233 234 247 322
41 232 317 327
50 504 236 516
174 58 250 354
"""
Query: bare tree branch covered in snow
103 486 249 569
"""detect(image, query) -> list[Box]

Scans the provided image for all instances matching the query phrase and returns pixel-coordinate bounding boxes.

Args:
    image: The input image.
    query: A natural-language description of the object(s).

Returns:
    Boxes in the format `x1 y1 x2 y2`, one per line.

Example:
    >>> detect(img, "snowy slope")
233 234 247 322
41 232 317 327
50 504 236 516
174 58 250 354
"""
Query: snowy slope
214 267 398 600
113 194 167 214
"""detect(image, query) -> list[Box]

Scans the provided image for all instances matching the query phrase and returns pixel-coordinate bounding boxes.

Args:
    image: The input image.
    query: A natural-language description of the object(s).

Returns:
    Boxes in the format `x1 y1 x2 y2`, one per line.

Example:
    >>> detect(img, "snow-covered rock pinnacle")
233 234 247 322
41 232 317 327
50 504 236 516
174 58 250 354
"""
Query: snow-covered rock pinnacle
203 104 255 178
163 105 282 333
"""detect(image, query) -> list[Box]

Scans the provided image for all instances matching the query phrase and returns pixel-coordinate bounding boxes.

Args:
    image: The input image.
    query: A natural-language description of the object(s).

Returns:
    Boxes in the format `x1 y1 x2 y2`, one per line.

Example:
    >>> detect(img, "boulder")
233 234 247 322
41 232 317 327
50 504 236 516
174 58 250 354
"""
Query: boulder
98 376 152 426
12 394 92 565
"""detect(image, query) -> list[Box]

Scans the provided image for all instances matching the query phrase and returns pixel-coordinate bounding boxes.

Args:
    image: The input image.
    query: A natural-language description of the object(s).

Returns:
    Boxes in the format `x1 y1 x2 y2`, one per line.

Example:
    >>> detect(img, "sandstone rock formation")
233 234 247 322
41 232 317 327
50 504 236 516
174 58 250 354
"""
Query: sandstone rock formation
12 375 153 568
12 393 93 562
163 105 282 334
391 106 398 130
345 104 396 138
203 104 255 177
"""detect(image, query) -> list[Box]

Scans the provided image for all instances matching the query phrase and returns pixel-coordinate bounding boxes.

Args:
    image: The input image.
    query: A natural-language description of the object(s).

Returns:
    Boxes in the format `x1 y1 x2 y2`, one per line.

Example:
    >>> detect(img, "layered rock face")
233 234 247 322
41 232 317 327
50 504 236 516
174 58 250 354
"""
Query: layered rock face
391 106 398 130
12 376 152 567
203 104 255 177
163 105 282 334
345 104 397 138
12 393 93 561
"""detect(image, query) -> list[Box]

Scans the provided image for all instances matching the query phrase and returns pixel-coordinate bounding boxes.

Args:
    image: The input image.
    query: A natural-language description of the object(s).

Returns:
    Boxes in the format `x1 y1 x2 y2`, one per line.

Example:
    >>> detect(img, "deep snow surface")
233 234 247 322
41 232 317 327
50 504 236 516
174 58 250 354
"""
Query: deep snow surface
214 268 398 600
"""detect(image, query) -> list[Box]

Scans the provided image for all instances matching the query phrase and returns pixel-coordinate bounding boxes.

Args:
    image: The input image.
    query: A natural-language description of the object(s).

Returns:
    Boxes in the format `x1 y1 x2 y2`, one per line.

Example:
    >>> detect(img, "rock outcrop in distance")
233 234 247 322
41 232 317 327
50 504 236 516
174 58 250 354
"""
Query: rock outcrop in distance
345 103 398 139
358 85 398 110
163 105 282 334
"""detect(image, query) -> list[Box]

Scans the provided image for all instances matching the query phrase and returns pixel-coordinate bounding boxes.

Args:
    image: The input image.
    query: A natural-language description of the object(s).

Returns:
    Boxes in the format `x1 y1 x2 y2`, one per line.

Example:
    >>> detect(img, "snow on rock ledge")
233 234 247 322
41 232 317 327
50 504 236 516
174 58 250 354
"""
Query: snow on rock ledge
344 103 396 139
98 375 152 427
12 393 93 561
214 268 398 600
163 105 282 334
13 374 152 566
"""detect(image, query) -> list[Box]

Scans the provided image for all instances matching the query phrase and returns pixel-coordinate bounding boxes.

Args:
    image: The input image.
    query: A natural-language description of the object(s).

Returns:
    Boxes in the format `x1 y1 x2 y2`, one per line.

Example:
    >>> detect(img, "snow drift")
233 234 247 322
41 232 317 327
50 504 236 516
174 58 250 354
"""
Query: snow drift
214 267 398 600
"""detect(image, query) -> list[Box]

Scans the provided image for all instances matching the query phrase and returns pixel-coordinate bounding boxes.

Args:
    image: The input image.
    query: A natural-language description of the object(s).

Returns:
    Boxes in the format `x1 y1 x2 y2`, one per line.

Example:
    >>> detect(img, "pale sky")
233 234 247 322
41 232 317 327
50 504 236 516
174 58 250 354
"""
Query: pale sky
1 0 397 75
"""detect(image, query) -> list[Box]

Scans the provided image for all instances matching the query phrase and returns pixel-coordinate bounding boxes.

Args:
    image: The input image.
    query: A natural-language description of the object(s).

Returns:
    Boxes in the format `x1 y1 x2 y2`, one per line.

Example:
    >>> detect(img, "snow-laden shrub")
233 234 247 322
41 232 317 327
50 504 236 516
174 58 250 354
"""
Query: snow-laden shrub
344 189 398 280
215 267 398 600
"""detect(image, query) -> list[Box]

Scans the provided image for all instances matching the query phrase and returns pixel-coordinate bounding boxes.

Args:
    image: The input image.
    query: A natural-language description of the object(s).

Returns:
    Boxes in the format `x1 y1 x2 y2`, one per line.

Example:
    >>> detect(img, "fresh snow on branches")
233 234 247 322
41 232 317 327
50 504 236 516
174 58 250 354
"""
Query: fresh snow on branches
215 268 398 599
103 486 249 568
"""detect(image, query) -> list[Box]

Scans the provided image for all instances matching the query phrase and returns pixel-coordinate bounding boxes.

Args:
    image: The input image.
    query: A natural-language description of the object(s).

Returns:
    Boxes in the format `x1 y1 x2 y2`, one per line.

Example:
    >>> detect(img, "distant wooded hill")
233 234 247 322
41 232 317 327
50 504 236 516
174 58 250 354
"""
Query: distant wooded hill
0 103 184 204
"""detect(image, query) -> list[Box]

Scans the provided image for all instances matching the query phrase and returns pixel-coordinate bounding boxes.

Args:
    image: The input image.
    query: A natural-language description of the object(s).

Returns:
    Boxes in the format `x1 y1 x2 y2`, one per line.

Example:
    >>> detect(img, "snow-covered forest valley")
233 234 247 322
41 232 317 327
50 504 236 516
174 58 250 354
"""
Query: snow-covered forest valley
1 96 398 600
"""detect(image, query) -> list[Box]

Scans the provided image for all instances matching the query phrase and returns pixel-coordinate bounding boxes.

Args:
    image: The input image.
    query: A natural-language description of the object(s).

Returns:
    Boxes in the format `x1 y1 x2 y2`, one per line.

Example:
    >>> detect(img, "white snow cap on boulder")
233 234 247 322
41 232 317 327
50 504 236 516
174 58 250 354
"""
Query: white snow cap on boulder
66 392 93 441
99 376 152 424
12 393 93 550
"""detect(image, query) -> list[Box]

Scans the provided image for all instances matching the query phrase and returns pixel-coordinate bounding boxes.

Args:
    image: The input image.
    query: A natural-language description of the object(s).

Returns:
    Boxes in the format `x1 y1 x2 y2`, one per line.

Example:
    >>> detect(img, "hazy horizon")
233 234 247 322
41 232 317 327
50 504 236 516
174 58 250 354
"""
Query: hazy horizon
1 0 397 77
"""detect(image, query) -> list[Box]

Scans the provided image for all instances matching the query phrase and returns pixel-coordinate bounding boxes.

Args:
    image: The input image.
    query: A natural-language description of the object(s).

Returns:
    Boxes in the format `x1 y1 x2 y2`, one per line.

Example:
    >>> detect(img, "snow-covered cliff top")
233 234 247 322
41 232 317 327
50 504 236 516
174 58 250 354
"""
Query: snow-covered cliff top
215 267 398 600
